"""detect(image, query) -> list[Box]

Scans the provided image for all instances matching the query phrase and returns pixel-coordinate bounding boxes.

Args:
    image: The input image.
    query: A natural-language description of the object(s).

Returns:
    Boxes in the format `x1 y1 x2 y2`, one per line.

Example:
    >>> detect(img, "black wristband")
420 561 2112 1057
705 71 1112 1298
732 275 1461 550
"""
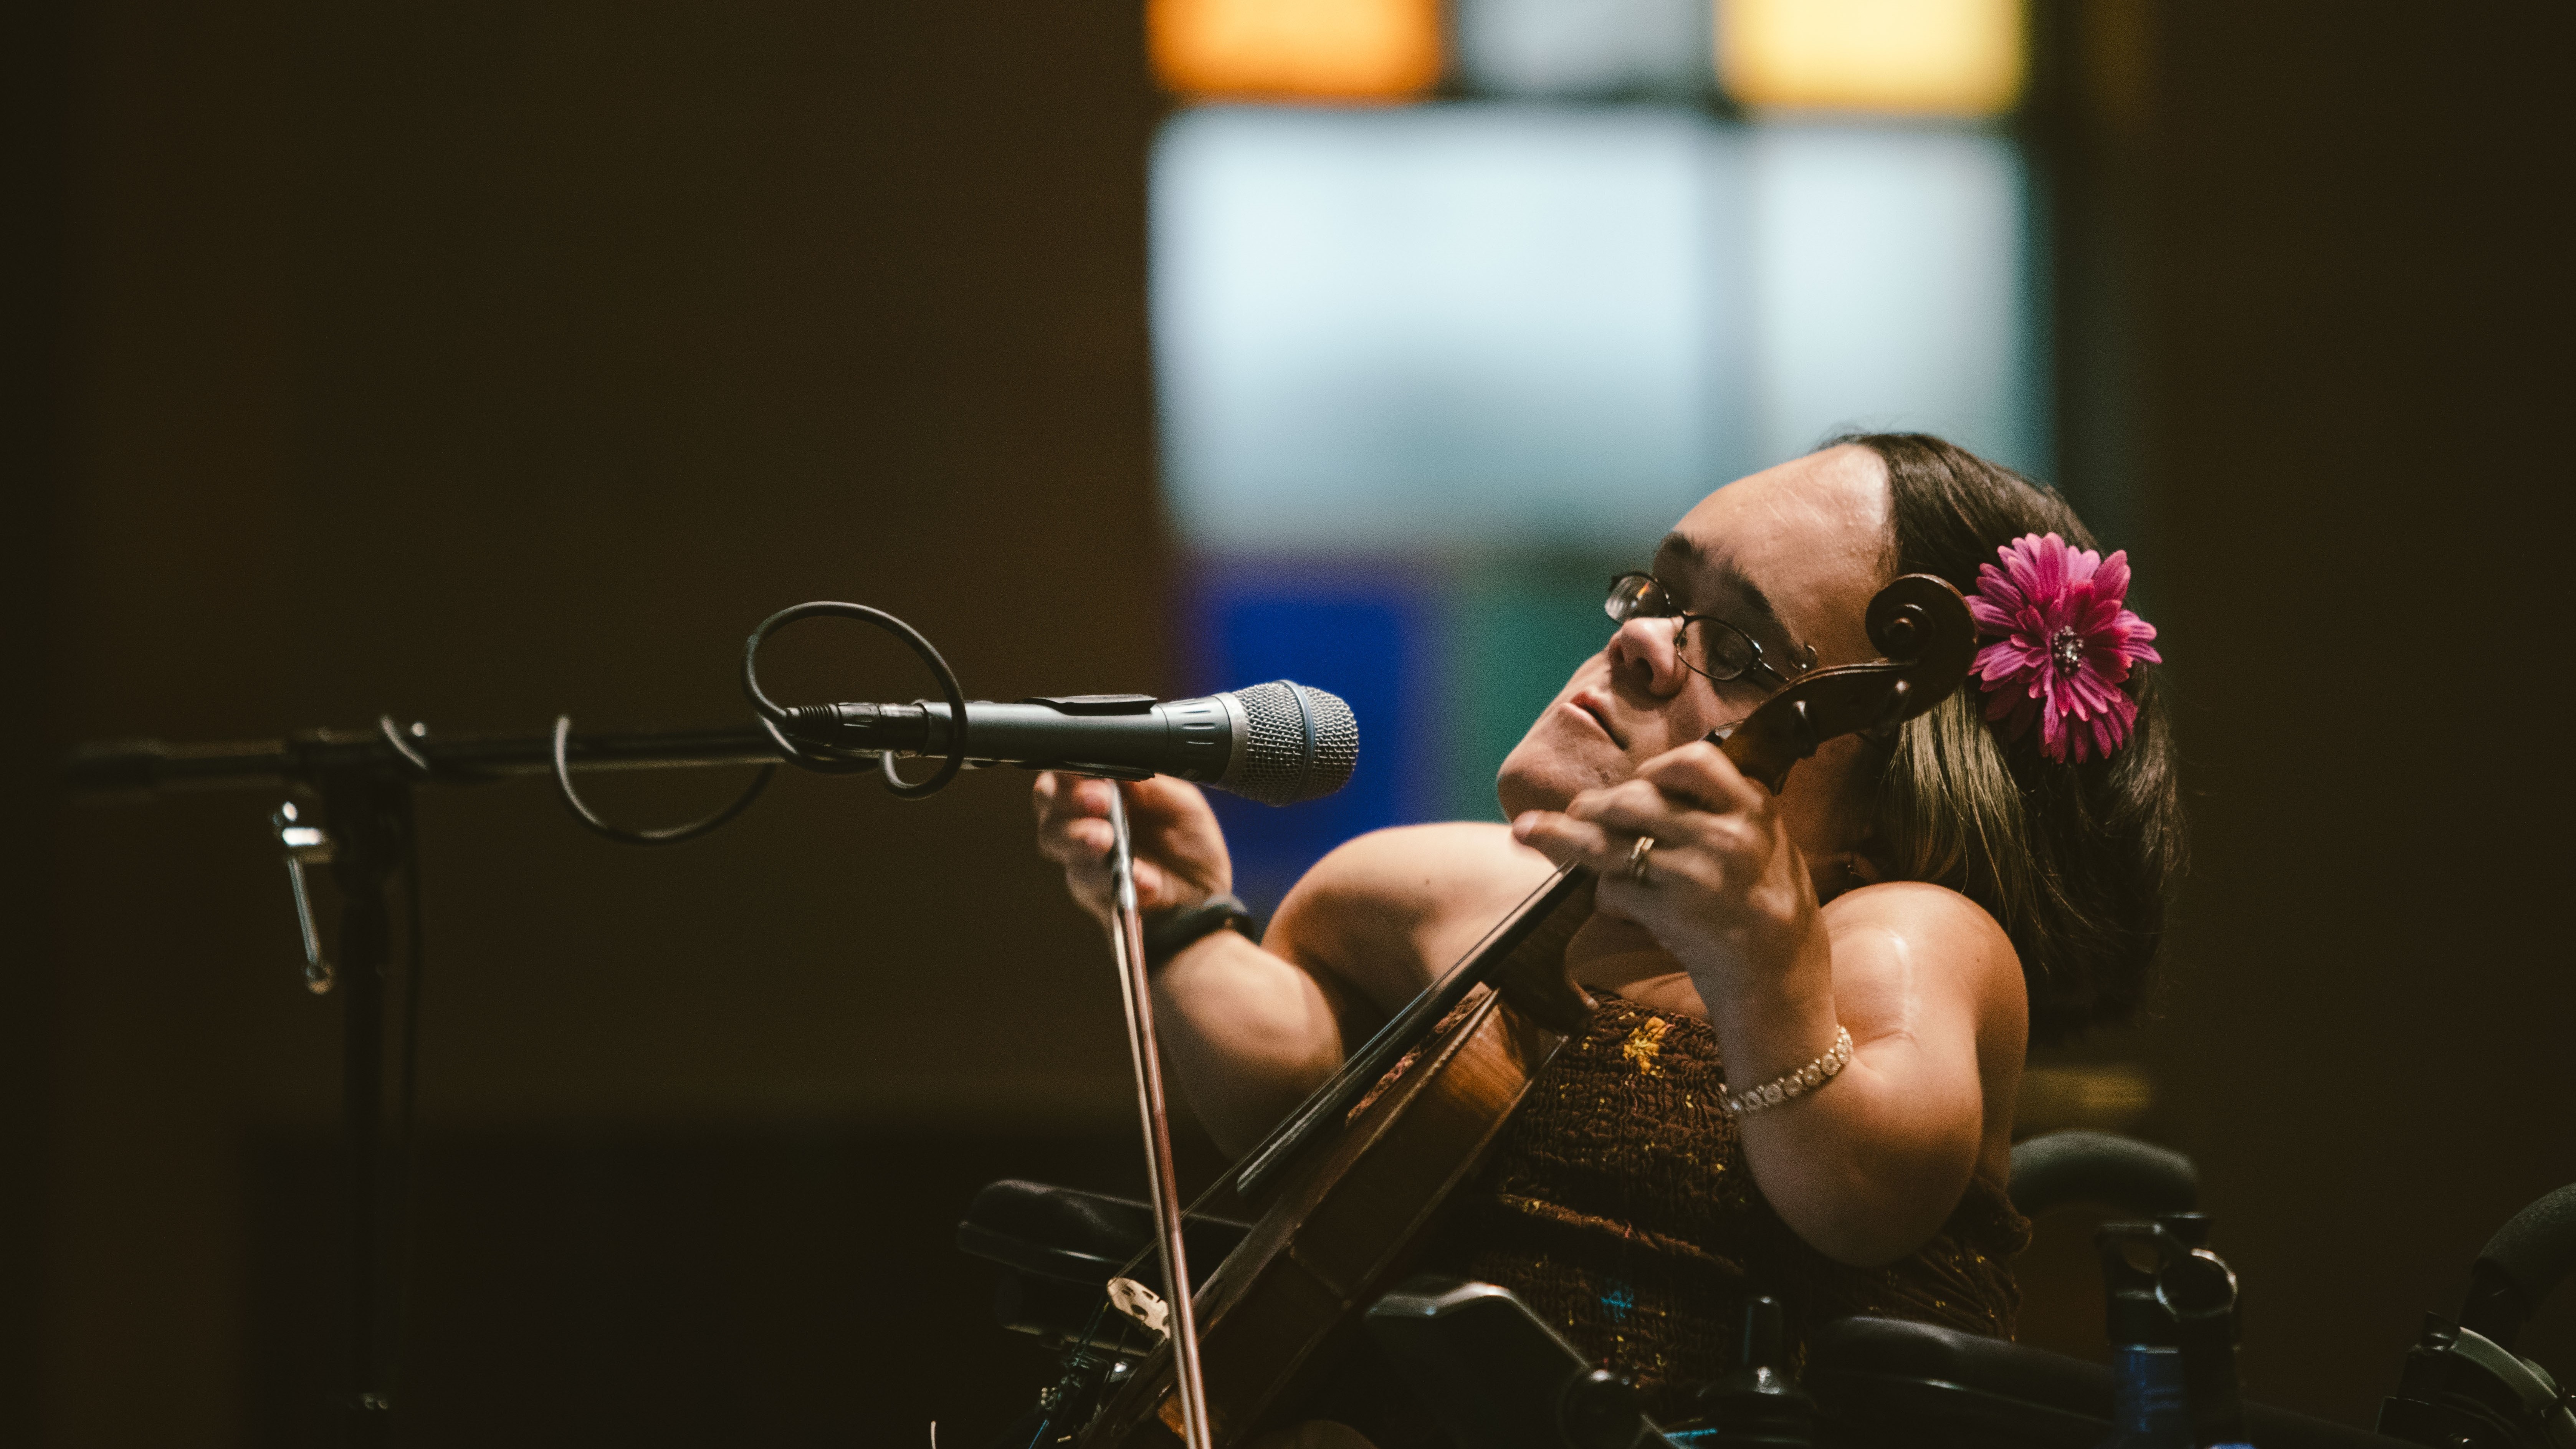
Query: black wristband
1143 893 1254 969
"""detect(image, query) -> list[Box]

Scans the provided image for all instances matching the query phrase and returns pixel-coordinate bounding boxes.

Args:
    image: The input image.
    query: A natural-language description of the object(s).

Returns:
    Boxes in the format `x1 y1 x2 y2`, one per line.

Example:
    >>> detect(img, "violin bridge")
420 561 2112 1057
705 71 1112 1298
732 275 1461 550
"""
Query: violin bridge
1106 1275 1170 1338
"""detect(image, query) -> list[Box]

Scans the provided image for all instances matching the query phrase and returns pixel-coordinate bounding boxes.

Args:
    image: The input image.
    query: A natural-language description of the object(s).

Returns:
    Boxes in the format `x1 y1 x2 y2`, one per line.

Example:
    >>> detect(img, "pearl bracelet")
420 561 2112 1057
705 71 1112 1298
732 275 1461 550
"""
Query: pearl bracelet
1720 1026 1855 1117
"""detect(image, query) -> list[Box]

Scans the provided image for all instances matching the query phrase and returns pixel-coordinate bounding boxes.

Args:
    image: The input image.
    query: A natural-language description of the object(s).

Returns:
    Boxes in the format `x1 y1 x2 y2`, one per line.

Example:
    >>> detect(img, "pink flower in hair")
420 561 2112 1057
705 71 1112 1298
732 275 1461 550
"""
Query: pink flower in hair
1966 533 2162 764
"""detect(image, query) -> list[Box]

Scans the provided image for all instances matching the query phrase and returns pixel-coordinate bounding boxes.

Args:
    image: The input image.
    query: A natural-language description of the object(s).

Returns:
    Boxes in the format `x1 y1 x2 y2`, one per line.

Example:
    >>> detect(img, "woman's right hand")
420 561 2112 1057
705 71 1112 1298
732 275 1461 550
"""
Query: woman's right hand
1033 771 1233 931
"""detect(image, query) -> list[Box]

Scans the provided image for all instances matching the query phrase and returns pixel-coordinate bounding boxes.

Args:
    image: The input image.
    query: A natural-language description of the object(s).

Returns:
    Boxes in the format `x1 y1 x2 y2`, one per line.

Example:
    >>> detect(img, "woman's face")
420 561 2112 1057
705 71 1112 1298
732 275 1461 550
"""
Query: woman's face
1497 444 1895 858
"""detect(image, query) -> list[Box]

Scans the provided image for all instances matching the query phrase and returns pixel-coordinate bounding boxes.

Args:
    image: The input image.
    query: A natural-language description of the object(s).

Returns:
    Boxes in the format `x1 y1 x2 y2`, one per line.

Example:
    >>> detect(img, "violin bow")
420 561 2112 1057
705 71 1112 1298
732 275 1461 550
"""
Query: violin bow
1102 788 1216 1449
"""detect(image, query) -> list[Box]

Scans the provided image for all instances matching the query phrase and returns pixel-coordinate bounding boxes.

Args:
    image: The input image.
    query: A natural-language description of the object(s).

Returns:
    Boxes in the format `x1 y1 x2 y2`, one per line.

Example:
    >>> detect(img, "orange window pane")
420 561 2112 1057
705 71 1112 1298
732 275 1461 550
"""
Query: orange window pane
1151 0 1445 101
1718 0 2025 117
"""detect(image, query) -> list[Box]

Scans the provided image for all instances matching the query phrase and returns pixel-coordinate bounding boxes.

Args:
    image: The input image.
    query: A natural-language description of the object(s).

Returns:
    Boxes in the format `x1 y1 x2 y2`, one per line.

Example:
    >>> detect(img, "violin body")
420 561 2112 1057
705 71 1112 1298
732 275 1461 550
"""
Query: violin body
1071 574 1976 1446
1083 981 1562 1444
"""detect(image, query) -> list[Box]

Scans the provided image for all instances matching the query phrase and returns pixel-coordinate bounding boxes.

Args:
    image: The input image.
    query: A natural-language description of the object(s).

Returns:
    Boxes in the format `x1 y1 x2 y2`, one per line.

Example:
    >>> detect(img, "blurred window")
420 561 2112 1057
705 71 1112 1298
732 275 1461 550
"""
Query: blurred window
1454 0 1712 100
1145 2 2045 910
1717 0 2027 117
1151 0 1443 101
1745 122 2042 470
1153 106 1733 554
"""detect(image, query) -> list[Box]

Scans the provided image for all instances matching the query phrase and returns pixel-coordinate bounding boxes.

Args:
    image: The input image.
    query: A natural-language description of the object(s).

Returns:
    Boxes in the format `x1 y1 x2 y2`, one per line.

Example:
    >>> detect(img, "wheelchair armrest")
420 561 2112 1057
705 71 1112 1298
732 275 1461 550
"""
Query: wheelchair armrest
1808 1316 2414 1449
2008 1130 2199 1219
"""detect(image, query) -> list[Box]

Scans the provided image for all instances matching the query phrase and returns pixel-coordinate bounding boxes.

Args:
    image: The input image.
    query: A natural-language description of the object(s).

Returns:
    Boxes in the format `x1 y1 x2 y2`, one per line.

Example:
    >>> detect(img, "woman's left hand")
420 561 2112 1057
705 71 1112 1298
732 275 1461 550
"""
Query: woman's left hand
1510 739 1823 993
1517 736 2023 1270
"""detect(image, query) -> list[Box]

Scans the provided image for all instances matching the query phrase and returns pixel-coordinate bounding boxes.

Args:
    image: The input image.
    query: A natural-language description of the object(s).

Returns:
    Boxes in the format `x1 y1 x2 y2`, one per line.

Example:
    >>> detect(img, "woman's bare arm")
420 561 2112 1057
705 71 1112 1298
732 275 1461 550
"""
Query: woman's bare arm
1514 741 2027 1266
1724 884 2024 1264
1035 772 1554 1155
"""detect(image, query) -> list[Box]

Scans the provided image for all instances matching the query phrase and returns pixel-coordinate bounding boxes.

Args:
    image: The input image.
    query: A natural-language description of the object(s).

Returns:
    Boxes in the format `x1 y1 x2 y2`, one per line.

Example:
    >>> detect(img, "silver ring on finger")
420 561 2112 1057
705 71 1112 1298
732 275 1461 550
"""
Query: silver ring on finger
1626 834 1656 885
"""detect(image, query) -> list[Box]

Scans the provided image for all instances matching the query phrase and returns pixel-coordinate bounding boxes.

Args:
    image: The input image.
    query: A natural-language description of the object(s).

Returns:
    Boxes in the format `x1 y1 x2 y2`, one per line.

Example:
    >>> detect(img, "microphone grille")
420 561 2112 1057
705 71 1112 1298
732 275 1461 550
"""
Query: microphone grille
1224 682 1359 806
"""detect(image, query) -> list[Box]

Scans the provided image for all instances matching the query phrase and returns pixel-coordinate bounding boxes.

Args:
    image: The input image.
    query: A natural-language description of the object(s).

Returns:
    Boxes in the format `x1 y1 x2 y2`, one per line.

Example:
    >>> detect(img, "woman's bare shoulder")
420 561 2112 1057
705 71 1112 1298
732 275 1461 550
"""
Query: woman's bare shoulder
1303 821 1548 900
1267 822 1559 1004
1823 879 2011 943
1820 882 2028 1035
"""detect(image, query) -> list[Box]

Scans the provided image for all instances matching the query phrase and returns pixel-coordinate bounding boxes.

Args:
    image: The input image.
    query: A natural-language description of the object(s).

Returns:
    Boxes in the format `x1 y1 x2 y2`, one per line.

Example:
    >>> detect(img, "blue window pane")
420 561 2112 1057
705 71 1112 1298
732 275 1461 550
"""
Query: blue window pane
1186 567 1437 916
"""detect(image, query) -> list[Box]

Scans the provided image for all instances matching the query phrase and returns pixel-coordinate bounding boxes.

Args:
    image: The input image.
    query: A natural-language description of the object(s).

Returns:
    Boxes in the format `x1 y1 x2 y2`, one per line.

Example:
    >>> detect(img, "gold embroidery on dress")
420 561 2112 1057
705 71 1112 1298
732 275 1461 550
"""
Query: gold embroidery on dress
1621 1016 1672 1077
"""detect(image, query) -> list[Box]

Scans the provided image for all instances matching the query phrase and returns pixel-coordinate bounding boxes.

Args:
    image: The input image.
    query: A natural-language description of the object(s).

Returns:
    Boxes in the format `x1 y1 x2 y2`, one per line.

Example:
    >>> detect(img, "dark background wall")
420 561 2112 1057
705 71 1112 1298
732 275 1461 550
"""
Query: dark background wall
3 2 2568 1446
2104 0 2574 1421
8 4 1182 1444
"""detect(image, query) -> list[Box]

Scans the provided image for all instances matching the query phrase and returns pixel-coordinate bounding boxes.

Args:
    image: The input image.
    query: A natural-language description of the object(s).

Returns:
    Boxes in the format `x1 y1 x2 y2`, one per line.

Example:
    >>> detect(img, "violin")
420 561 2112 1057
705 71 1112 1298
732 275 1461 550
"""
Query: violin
1075 573 1979 1446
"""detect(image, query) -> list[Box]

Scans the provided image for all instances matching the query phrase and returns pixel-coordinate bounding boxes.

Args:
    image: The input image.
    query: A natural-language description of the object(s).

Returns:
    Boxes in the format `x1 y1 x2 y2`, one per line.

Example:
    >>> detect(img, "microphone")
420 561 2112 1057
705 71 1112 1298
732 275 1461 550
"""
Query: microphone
776 681 1357 806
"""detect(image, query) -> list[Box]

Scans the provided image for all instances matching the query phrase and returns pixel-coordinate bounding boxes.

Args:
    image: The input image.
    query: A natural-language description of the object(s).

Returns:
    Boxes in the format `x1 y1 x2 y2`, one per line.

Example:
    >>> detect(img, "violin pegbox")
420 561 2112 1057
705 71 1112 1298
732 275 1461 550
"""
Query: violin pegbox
1713 574 1975 794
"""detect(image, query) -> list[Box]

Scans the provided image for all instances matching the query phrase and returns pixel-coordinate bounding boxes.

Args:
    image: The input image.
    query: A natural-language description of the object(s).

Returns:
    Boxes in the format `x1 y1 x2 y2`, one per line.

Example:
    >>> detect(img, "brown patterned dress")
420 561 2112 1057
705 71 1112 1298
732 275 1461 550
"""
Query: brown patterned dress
1331 989 2028 1436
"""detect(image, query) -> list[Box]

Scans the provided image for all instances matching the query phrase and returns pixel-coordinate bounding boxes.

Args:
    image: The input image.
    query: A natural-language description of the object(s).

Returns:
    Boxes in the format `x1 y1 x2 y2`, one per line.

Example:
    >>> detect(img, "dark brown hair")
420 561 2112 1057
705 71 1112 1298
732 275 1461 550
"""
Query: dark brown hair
1838 433 2184 1041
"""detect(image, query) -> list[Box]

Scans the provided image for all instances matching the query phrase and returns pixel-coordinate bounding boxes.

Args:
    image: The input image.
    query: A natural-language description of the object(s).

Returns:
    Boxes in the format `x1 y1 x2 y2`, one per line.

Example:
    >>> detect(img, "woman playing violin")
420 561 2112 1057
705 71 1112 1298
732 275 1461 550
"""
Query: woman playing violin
1034 433 2181 1444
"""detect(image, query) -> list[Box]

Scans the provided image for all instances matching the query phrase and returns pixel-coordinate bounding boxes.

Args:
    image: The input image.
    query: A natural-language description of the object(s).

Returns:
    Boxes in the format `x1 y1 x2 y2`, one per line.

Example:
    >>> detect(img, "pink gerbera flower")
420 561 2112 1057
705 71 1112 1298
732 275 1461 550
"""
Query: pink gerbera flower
1965 533 2162 764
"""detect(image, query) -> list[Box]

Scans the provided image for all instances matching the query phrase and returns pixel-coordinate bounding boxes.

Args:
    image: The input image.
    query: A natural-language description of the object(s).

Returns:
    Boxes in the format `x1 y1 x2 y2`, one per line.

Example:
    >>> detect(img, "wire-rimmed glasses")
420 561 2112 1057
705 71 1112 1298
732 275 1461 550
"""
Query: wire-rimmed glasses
1604 572 1813 691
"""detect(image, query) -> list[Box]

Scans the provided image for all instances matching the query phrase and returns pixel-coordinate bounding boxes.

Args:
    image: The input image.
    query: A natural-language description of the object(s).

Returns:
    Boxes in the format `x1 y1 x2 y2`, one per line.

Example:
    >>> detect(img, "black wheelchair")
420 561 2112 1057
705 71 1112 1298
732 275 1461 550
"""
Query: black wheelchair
959 1133 2575 1448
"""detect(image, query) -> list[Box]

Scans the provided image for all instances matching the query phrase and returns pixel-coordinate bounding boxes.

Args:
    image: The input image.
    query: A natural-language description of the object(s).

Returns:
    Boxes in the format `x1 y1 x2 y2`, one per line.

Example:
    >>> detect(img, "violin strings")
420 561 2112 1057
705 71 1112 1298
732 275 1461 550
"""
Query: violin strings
1226 857 1583 1196
1101 857 1582 1289
1259 858 1576 1145
1343 857 1582 1067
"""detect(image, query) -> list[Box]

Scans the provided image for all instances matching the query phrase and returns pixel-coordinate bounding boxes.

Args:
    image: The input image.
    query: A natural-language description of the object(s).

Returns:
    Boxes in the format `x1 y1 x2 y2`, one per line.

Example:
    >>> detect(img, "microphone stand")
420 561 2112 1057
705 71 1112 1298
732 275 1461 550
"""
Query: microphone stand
71 721 1223 1448
65 721 790 1449
66 722 784 796
1103 787 1214 1449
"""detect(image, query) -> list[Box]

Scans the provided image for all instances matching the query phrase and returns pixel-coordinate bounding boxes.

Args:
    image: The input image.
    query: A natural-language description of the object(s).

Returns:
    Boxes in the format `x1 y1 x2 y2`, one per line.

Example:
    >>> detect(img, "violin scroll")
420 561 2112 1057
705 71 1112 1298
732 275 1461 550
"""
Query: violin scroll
1863 572 1979 681
1717 573 1975 795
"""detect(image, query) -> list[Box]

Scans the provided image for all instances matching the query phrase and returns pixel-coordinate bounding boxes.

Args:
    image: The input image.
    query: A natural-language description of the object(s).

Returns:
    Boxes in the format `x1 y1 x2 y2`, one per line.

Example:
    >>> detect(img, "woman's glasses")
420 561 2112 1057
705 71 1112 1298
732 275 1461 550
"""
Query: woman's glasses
1604 572 1813 691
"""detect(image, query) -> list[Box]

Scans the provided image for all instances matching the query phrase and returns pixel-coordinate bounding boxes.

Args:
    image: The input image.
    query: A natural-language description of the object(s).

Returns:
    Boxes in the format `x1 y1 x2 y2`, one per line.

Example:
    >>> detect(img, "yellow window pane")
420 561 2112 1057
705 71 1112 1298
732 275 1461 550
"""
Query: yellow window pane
1151 0 1445 101
1718 0 2025 117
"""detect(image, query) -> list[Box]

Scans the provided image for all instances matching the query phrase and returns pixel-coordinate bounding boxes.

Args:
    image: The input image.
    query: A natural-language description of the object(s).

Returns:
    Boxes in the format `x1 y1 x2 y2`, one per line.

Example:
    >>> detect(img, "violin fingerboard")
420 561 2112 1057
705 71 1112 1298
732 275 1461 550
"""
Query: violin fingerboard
1490 870 1597 1035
